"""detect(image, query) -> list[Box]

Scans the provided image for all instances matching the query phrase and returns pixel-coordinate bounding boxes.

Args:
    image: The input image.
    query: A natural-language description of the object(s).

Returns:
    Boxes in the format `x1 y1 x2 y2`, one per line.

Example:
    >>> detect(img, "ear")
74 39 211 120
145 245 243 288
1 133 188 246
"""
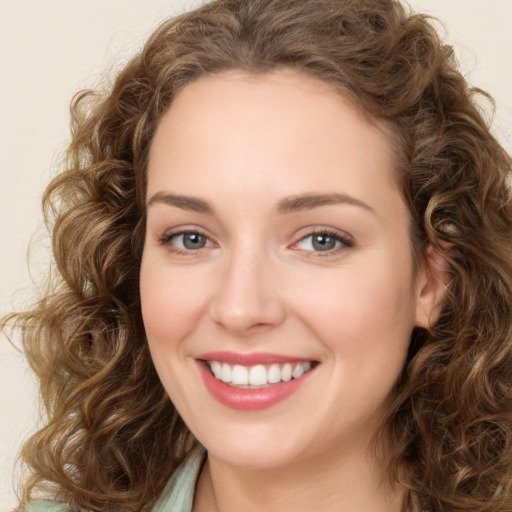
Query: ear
415 244 450 329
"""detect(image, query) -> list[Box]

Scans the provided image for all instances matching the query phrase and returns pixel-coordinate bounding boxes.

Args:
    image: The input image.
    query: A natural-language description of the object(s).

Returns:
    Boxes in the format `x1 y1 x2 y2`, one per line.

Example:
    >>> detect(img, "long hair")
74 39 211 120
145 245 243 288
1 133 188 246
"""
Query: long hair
5 0 512 510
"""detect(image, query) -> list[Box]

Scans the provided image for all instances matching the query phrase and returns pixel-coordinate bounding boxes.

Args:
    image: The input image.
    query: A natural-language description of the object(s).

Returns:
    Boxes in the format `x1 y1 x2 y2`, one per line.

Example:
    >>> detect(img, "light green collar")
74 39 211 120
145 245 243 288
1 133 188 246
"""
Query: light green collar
152 446 206 512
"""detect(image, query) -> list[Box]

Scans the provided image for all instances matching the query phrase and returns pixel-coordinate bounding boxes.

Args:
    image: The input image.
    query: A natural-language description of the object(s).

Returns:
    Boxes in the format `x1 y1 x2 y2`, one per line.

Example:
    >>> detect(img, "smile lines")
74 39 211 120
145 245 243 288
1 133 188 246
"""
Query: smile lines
206 360 315 388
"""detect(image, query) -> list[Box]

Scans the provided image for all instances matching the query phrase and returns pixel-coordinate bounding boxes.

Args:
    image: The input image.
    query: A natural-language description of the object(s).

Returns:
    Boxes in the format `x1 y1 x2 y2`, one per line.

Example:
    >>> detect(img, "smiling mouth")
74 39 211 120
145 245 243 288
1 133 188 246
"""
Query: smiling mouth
203 360 318 389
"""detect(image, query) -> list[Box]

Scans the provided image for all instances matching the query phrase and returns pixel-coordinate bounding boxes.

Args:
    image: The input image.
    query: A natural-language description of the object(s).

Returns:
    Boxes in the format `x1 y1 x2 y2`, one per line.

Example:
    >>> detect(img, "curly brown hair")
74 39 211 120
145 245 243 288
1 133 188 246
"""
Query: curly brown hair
5 0 512 511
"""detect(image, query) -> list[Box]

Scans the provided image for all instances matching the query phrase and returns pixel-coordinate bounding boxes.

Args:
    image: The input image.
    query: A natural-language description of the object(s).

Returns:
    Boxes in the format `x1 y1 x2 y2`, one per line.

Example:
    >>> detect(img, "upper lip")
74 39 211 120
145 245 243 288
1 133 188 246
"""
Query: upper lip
197 351 317 366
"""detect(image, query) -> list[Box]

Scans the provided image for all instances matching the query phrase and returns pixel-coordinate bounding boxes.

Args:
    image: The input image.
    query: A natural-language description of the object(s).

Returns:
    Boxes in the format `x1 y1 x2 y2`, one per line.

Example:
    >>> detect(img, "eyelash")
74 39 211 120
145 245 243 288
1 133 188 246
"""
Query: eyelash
159 229 214 257
292 228 354 258
158 228 354 257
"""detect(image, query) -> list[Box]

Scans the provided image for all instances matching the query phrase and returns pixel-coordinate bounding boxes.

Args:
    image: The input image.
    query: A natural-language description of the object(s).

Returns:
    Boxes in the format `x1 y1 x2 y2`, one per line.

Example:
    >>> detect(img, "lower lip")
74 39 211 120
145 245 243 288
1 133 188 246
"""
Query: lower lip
197 361 315 411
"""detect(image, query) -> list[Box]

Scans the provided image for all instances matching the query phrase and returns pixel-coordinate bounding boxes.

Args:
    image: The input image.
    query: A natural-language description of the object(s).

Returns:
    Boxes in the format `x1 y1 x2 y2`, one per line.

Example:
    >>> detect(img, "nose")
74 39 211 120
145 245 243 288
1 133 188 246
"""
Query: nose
209 246 286 336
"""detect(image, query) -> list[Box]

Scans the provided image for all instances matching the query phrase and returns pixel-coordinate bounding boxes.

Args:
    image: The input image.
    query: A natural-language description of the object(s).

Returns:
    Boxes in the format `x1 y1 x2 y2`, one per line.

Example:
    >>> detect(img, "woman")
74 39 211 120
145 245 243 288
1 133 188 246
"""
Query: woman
6 0 512 510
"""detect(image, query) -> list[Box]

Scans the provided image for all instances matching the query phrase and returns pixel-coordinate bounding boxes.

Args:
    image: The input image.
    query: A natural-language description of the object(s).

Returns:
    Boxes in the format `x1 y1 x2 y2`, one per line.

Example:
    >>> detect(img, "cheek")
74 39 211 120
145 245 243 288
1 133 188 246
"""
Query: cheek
290 257 417 358
139 258 216 413
139 258 212 350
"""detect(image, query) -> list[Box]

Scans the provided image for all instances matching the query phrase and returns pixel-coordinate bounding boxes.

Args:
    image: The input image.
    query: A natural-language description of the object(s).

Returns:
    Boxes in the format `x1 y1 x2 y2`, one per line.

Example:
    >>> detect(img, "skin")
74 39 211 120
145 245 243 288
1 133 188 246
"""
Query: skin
140 69 445 512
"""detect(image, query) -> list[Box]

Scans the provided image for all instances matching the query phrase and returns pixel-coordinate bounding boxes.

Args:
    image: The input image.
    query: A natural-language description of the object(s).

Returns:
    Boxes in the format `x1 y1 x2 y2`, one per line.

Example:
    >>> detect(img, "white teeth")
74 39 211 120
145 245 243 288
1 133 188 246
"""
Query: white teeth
231 365 249 385
267 364 281 384
249 365 267 385
211 361 222 379
281 363 292 382
221 363 232 383
292 363 304 379
207 360 314 387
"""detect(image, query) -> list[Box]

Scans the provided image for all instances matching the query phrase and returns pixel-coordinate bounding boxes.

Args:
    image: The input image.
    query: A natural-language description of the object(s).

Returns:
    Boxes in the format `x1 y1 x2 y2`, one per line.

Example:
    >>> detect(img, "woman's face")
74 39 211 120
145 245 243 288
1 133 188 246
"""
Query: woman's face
140 70 435 470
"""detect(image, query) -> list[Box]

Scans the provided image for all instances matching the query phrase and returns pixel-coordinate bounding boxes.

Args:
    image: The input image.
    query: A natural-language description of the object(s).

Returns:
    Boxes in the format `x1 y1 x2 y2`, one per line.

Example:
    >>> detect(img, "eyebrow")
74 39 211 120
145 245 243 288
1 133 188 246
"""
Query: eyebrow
146 191 213 214
277 193 375 215
146 191 374 215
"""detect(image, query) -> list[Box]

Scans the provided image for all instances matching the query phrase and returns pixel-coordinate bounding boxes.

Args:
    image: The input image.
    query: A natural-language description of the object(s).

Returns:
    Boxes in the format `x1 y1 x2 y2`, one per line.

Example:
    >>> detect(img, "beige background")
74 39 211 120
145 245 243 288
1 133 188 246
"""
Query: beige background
1 0 511 509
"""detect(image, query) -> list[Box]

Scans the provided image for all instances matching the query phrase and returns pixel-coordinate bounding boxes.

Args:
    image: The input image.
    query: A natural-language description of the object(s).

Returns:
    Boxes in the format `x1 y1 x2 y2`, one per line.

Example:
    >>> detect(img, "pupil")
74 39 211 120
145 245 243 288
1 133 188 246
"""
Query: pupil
184 233 205 249
312 234 335 251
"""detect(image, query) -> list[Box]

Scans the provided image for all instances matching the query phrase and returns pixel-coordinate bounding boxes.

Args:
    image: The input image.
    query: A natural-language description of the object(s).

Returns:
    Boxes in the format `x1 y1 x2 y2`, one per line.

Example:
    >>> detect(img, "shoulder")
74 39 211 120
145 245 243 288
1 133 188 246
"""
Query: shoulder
20 502 69 512
151 445 206 511
18 449 206 512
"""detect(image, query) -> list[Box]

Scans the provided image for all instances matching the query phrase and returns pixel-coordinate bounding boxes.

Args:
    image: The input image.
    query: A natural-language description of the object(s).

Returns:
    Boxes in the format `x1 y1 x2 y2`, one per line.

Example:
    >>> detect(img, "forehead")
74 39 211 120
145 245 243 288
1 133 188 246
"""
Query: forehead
152 69 388 151
147 69 398 211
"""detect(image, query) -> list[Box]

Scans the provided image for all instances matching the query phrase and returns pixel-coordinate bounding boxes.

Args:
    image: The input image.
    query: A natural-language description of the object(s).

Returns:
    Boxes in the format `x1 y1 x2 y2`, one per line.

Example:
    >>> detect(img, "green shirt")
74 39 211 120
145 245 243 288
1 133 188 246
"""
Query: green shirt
24 447 205 512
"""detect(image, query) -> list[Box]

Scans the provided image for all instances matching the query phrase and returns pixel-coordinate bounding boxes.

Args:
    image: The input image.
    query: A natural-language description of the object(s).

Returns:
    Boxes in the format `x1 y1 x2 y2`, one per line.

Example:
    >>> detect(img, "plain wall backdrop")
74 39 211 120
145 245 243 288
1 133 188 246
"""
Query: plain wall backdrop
1 0 511 509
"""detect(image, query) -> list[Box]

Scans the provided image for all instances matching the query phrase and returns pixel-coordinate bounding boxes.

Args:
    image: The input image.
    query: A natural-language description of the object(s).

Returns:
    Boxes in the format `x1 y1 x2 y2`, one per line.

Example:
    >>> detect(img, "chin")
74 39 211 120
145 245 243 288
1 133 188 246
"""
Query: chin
194 420 310 469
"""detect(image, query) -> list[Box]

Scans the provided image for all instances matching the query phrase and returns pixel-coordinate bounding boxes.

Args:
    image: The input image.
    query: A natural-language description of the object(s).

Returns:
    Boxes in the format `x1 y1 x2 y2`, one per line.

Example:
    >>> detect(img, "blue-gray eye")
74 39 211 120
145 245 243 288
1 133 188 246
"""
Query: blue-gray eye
296 231 351 252
172 232 210 250
311 233 338 251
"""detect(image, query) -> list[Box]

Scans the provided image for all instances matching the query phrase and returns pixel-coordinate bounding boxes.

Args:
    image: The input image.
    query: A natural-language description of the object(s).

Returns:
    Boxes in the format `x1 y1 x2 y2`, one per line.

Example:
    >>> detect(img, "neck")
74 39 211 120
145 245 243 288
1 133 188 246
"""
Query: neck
192 442 404 512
